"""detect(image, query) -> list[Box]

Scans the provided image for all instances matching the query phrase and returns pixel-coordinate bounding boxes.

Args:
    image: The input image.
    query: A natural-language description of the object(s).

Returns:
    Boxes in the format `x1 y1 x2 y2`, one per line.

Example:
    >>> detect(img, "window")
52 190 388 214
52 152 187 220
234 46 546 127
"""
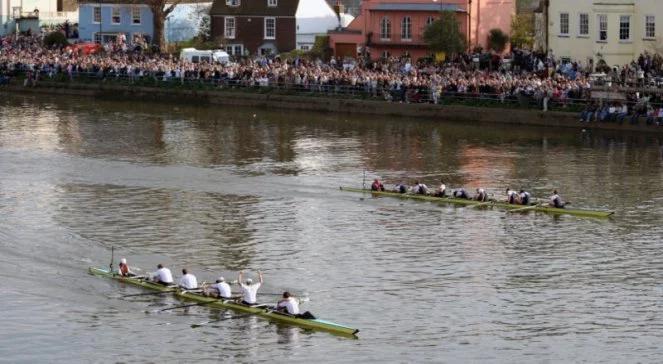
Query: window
226 0 240 6
234 45 243 56
380 17 391 40
264 17 275 39
93 6 101 23
426 16 435 27
111 7 120 24
300 45 309 50
598 14 607 41
645 15 655 39
401 17 411 40
559 12 569 35
579 13 588 36
225 16 236 39
131 7 140 24
619 15 630 40
94 33 102 43
267 0 277 7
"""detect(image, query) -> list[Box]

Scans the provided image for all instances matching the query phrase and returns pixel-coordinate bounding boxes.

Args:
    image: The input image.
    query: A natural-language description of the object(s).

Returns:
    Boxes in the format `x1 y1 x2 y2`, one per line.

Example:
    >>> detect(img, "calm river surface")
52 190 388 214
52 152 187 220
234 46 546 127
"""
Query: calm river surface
1 94 662 363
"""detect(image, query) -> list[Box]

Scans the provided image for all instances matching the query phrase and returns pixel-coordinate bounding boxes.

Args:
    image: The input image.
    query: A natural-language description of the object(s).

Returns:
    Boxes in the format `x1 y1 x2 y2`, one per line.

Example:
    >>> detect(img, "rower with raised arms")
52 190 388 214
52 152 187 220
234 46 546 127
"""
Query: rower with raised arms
151 264 174 285
549 190 565 208
178 268 198 290
238 270 263 306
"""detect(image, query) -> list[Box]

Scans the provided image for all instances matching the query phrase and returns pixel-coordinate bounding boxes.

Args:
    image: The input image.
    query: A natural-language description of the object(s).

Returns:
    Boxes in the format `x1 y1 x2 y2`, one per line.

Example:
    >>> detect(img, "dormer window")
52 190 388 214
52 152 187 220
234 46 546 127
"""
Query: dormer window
267 0 277 7
226 0 240 6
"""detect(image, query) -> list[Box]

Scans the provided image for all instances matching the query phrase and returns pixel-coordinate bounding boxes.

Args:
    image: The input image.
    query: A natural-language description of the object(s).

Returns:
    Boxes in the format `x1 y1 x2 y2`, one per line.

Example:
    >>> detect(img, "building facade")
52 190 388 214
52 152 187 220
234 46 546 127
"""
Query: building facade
328 0 515 61
545 0 661 67
78 1 153 44
0 0 77 35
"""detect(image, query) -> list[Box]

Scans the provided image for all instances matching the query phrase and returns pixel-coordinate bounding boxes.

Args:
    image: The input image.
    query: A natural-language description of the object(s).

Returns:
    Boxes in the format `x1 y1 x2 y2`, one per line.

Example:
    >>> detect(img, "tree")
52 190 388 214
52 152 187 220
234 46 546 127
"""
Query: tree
423 10 466 57
510 13 534 49
143 0 183 52
487 28 509 52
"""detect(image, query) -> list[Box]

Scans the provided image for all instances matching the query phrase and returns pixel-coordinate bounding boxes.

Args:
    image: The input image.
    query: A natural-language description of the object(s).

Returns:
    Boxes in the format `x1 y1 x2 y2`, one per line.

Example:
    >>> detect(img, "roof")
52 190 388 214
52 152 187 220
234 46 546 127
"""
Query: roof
210 0 299 16
372 3 465 12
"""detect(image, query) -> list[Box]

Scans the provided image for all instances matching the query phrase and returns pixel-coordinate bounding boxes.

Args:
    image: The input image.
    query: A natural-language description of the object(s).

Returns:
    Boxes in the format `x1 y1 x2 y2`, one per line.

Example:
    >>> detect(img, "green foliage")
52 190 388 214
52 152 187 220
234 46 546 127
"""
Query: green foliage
43 32 68 48
510 13 534 49
423 11 466 56
487 28 509 52
310 35 331 60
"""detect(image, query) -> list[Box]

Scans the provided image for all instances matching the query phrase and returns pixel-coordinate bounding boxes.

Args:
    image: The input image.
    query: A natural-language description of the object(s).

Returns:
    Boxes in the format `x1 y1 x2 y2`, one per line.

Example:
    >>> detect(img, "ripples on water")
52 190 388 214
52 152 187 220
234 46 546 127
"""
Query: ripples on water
1 95 662 362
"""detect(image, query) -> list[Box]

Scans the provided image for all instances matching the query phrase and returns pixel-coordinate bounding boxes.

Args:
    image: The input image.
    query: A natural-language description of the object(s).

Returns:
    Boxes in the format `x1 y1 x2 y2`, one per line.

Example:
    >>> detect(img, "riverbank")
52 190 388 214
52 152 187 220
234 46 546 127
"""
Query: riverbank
2 81 662 134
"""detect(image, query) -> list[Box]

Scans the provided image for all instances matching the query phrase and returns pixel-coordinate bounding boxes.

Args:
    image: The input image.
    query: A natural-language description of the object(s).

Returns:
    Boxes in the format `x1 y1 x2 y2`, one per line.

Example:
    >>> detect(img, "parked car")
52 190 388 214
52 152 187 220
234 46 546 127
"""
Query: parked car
180 48 230 64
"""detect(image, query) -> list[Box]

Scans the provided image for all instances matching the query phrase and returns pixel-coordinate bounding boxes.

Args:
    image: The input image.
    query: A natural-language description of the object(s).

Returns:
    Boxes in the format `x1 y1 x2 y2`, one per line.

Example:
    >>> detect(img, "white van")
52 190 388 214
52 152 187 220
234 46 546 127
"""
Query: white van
180 48 230 64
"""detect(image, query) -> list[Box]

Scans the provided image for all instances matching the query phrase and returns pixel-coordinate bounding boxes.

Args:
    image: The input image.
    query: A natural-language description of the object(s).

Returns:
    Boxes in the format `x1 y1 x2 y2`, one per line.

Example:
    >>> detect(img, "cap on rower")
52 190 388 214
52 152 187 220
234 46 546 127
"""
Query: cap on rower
216 277 225 283
245 278 253 284
120 258 127 264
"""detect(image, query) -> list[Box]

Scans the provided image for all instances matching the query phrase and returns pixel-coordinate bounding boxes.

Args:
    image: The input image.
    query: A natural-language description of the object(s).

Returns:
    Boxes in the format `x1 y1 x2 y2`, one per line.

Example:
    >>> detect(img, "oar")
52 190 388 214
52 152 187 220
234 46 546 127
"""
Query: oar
469 200 494 208
191 313 255 328
507 204 541 213
159 300 217 312
123 290 175 298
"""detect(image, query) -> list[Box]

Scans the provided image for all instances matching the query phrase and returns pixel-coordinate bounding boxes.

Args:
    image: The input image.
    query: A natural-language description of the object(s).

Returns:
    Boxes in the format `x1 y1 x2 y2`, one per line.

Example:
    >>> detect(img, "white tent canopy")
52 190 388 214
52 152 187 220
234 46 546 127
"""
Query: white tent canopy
295 0 354 49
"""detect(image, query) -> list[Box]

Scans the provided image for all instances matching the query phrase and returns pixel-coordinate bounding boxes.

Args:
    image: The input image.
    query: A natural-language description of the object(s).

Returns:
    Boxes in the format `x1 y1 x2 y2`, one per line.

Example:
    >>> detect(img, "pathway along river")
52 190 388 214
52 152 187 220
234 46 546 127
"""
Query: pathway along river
1 94 662 362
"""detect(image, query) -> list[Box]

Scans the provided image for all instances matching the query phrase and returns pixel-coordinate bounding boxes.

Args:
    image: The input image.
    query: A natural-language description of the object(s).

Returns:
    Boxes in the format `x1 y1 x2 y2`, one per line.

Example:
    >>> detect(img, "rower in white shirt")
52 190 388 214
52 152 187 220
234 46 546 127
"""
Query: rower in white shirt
151 264 174 285
276 292 300 315
178 269 198 290
206 277 232 299
506 188 518 204
238 271 263 306
549 190 565 208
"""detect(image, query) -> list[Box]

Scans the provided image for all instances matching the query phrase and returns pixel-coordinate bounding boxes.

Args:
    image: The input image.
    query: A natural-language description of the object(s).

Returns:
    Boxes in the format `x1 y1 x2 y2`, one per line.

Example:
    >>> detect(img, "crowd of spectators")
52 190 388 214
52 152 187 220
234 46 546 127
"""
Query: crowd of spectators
1 32 662 119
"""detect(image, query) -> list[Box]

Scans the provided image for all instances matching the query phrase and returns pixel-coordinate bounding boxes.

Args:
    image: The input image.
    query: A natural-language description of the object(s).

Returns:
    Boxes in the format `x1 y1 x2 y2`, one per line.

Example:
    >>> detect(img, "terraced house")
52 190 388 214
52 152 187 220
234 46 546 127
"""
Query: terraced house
210 0 348 56
541 0 662 66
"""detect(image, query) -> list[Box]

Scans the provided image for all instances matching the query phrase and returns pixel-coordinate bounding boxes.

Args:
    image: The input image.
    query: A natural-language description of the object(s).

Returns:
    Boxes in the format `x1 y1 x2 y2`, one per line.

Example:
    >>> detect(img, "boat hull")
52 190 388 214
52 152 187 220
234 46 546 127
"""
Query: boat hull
340 187 614 218
89 267 359 337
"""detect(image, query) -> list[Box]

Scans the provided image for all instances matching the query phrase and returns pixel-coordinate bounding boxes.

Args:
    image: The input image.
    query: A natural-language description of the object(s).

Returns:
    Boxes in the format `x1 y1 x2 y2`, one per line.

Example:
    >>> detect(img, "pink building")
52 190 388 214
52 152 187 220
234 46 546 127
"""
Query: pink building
329 0 515 61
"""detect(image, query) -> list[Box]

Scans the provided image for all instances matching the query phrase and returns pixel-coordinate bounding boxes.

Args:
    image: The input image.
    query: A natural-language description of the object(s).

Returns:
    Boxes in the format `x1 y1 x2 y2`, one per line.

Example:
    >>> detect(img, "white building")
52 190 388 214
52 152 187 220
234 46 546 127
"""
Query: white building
295 0 353 50
0 0 77 35
544 0 661 67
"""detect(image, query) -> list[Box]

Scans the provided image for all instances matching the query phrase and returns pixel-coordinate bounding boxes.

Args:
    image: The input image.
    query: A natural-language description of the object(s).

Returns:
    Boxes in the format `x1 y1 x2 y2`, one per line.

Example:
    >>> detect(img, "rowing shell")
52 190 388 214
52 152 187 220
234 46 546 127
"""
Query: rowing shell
89 267 359 338
340 187 614 218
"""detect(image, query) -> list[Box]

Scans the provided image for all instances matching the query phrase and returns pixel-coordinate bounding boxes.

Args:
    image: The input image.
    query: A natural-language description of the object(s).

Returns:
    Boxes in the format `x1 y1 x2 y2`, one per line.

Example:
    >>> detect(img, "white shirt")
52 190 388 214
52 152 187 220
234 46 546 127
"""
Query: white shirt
438 184 446 192
277 297 300 315
240 282 261 304
179 273 198 289
212 282 232 298
550 194 561 204
154 267 173 284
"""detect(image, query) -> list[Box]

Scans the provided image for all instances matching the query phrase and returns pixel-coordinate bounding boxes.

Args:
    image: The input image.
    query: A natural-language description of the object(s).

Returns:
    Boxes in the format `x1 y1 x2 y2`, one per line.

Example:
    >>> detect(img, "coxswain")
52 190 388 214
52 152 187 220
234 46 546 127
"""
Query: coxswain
276 291 300 315
238 270 263 306
206 276 232 299
519 190 531 205
506 188 518 204
151 264 174 285
549 190 565 208
412 181 428 195
178 268 198 290
475 188 488 202
434 180 447 197
118 258 135 277
453 188 469 199
370 178 385 191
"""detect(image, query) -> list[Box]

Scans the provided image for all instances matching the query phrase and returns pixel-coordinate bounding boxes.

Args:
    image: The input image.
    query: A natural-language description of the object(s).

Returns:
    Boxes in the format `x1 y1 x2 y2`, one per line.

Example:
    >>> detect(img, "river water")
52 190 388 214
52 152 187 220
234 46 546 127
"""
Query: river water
1 94 662 363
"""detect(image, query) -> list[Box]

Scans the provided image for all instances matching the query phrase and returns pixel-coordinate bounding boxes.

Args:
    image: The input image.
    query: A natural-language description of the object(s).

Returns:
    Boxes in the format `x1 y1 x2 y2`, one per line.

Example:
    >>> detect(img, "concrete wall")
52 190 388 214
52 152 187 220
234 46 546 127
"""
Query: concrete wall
1 81 662 135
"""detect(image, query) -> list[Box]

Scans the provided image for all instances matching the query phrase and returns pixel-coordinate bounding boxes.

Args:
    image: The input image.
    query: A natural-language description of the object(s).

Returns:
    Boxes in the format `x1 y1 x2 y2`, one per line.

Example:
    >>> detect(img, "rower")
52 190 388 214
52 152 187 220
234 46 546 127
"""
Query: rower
275 292 316 319
276 291 300 315
475 188 488 202
453 188 469 199
371 178 385 191
519 190 531 205
206 276 232 299
434 180 447 197
549 190 565 208
178 268 198 290
506 188 518 204
151 264 174 286
412 181 428 195
238 270 263 306
393 183 407 194
118 258 135 277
